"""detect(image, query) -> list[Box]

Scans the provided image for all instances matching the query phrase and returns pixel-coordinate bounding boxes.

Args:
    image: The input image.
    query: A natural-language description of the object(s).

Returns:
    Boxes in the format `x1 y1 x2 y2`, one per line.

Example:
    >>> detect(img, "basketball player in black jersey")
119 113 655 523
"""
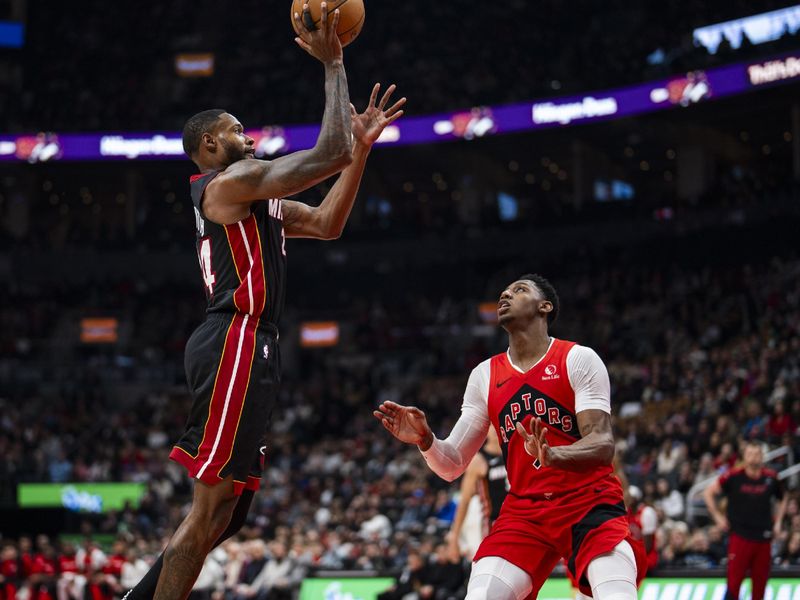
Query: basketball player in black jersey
124 6 406 600
446 428 509 561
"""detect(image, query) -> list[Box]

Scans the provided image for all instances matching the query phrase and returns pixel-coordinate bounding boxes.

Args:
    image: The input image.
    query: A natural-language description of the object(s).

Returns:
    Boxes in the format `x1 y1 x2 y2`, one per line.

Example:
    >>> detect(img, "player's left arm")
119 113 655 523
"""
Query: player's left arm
547 409 615 471
282 83 405 239
516 345 615 470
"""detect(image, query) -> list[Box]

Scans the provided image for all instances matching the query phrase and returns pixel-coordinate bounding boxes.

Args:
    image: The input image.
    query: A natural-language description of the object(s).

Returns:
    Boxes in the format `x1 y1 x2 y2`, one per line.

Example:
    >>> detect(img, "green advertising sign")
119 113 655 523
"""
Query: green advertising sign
299 577 395 600
17 483 146 513
535 578 800 600
300 577 800 600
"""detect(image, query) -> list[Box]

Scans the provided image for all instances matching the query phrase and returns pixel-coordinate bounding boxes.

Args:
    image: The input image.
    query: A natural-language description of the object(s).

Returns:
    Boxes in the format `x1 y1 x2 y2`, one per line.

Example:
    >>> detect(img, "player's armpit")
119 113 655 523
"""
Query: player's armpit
281 199 337 239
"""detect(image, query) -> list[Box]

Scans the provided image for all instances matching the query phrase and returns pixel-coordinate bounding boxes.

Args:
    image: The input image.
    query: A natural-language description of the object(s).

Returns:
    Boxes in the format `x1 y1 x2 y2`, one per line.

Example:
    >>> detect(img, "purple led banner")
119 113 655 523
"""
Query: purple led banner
1 51 797 163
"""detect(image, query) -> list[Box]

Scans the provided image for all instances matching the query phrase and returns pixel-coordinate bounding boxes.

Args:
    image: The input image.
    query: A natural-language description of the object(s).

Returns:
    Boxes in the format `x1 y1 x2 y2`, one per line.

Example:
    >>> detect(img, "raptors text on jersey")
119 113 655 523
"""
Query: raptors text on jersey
487 339 614 498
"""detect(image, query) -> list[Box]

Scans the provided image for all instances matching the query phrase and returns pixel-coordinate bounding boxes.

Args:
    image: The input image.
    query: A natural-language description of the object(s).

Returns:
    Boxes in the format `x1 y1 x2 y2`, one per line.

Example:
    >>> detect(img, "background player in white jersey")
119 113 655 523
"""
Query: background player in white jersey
375 274 646 600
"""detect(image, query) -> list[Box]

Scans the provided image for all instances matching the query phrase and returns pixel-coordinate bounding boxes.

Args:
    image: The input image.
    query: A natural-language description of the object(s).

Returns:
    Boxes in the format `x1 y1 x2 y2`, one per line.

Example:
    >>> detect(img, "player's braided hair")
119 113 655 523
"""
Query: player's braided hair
182 109 227 157
518 273 560 326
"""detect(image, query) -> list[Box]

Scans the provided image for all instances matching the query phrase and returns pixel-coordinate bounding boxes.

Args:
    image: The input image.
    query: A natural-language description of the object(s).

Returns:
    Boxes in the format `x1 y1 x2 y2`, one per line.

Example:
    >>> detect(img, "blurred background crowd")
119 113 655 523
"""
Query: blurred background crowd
1 0 800 598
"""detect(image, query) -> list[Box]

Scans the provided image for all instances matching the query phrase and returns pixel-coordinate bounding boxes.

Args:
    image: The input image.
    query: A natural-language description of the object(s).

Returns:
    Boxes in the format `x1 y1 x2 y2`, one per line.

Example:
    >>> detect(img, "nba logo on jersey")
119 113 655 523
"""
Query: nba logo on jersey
263 344 269 360
542 364 559 381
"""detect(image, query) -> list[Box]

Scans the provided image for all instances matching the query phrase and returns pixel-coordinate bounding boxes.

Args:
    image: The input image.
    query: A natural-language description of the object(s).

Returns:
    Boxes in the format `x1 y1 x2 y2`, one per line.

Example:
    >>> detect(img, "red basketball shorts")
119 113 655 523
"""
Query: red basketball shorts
473 474 648 599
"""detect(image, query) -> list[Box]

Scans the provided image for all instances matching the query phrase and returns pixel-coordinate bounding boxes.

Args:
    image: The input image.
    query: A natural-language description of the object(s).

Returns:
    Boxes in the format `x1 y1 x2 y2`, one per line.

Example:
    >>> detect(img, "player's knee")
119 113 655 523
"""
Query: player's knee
189 496 237 542
587 541 638 600
465 576 517 600
598 593 637 600
466 557 532 600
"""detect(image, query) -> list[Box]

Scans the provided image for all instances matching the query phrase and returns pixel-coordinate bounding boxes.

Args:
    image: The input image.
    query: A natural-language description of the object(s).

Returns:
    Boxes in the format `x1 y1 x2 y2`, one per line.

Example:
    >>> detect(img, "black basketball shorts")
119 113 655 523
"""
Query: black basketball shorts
170 312 280 495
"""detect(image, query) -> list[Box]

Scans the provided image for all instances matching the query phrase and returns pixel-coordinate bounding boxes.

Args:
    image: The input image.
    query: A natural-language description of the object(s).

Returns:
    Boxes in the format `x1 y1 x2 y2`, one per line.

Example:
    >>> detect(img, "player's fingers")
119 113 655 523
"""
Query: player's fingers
378 84 396 111
294 37 313 53
379 406 397 419
319 1 327 30
539 426 548 443
515 421 531 440
384 110 404 126
350 103 357 117
368 83 381 107
330 8 340 33
301 4 315 33
384 97 406 117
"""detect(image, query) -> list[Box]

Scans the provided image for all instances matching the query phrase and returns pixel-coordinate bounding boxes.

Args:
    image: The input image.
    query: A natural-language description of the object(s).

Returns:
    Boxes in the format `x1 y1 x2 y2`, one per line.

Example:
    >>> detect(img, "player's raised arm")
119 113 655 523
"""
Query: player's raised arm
282 83 406 239
206 3 352 206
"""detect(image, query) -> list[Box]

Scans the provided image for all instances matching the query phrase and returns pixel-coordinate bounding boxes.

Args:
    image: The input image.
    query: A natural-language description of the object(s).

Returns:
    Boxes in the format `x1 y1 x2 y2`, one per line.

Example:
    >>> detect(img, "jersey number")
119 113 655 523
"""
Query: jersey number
198 237 216 296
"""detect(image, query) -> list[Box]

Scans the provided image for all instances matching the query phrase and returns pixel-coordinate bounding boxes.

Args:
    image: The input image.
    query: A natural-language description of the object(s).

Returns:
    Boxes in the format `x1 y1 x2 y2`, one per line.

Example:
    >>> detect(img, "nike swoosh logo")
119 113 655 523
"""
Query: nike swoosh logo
496 377 512 388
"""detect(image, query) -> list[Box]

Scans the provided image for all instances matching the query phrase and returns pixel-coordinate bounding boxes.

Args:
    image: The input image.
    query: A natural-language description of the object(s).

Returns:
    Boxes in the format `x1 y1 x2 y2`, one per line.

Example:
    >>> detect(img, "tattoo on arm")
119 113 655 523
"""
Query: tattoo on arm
578 418 607 438
549 410 614 471
209 65 352 204
317 63 352 158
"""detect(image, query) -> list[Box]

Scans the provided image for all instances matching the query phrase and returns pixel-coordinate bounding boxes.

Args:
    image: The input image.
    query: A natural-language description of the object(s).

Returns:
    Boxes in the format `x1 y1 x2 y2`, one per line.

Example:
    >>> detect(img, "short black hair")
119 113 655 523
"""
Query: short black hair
182 109 227 157
518 273 560 326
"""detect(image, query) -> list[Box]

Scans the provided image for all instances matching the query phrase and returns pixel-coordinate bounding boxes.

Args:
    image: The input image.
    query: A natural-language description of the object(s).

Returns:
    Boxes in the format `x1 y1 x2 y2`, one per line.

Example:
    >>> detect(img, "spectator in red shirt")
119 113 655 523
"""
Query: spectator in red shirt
1 544 23 600
100 541 127 597
56 543 87 600
767 402 796 443
29 541 58 600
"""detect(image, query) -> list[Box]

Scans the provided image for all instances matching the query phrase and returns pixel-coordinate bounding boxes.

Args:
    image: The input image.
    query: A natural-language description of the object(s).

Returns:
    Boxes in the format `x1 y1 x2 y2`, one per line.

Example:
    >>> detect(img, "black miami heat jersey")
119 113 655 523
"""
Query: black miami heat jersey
478 448 508 523
190 172 287 325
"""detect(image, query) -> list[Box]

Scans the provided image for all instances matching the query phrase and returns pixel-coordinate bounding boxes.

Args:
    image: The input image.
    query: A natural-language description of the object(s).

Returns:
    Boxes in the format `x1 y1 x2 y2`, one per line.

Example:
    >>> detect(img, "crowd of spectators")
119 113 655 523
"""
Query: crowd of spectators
1 198 799 595
5 0 800 132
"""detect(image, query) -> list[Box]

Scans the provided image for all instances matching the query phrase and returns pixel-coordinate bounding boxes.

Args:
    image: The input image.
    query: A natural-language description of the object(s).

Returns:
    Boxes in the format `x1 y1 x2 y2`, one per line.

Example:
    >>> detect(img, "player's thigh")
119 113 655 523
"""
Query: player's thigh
465 557 533 600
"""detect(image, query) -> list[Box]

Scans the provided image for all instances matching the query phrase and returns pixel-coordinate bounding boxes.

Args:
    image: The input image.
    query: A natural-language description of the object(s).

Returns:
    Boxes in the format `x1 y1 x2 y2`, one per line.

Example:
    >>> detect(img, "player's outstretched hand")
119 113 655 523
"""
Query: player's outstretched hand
351 83 406 147
373 401 432 447
294 2 344 65
515 417 552 466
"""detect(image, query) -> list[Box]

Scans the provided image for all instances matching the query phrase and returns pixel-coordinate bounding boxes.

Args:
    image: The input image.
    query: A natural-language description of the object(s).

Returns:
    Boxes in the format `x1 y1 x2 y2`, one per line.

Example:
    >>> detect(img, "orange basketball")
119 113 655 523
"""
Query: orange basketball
291 0 365 48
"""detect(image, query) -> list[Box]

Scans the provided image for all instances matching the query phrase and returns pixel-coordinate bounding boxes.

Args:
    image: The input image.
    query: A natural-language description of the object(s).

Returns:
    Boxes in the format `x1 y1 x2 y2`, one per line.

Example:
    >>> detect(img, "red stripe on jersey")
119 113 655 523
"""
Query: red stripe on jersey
192 315 237 459
224 219 252 313
194 313 256 478
247 216 268 316
190 174 206 183
214 316 259 478
224 215 266 316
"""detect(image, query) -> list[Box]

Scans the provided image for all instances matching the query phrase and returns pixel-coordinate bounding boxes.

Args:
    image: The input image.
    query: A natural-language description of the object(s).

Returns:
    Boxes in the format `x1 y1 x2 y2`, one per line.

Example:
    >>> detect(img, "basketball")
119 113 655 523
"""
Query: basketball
291 0 365 48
